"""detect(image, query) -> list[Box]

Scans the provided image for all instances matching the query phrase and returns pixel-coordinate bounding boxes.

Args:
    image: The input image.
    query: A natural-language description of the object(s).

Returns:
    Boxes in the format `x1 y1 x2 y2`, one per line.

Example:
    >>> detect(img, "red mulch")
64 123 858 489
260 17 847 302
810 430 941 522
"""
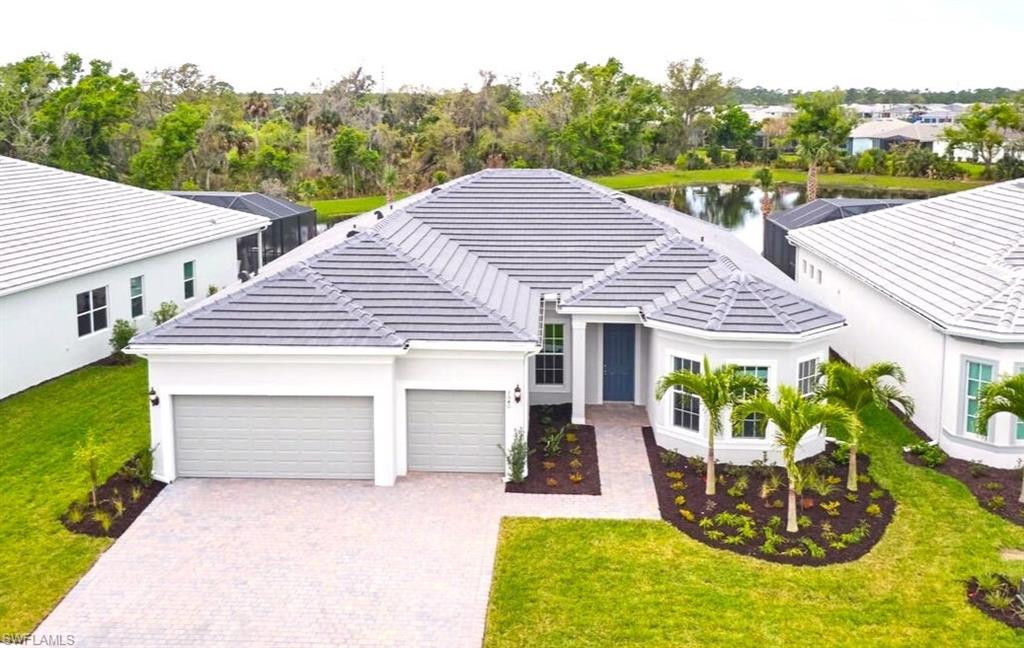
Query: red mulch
61 463 165 538
904 451 1024 525
966 575 1024 629
643 426 895 566
506 403 601 495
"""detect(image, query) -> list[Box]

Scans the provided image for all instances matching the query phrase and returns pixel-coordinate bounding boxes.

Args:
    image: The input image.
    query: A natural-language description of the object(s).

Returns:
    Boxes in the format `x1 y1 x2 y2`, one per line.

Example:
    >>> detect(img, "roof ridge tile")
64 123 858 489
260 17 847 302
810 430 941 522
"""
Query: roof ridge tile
294 264 405 345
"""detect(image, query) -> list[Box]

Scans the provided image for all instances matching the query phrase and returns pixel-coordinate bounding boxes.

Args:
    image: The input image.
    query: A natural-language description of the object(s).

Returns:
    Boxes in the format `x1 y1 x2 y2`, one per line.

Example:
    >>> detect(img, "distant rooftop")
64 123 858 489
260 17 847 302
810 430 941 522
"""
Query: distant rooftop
166 191 314 221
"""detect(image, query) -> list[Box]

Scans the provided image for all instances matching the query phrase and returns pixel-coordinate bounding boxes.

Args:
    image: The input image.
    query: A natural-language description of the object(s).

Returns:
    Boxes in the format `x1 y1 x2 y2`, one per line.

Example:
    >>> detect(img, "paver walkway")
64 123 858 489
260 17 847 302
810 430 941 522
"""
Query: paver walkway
33 405 659 647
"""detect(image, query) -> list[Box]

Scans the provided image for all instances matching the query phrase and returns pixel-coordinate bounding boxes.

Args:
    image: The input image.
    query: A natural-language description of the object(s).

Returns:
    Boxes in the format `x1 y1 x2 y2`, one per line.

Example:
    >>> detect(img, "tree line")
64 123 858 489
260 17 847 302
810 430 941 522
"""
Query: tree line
1 53 1022 201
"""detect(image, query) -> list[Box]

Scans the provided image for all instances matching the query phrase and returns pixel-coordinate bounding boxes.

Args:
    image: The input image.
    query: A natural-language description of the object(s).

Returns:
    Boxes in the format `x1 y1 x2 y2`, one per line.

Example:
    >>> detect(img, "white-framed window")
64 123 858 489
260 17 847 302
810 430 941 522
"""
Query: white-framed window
964 360 994 435
671 356 701 432
535 323 565 385
130 275 144 318
76 287 108 337
183 260 196 300
797 358 820 397
735 365 769 438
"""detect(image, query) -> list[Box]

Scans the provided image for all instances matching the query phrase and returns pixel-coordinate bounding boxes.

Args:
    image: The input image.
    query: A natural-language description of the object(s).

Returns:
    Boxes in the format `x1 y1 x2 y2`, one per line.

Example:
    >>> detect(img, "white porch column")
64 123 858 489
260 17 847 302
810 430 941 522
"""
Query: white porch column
571 319 587 424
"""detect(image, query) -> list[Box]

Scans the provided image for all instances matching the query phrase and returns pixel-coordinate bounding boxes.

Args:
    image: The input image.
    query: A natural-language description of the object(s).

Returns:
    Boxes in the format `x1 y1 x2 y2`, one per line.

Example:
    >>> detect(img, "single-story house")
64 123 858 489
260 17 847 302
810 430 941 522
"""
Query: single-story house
790 179 1024 468
847 120 945 155
0 156 268 399
130 169 845 486
167 191 318 273
763 198 916 279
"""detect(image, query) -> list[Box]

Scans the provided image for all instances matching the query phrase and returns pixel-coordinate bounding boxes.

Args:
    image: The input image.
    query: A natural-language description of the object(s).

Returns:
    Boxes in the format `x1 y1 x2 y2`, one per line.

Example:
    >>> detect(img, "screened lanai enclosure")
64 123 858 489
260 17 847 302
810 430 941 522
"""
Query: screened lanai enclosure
168 191 318 274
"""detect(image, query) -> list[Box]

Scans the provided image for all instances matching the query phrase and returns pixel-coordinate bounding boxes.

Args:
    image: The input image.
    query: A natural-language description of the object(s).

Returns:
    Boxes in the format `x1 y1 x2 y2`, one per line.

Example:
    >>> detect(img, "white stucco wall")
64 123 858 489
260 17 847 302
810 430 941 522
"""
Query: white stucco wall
645 326 830 465
0 237 240 399
144 347 529 486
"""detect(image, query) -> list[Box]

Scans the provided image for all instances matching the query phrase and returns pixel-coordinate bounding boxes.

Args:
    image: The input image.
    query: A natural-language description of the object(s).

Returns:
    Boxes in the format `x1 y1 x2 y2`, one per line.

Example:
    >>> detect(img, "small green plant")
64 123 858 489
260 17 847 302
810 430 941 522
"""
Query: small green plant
568 458 582 470
92 510 113 534
830 445 850 465
813 453 837 473
770 498 784 509
968 461 988 479
660 449 681 466
857 474 872 485
908 441 947 467
974 573 1001 592
111 496 126 518
540 415 552 426
735 502 753 513
665 470 683 480
66 503 85 525
839 520 871 545
207 284 219 296
985 589 1013 611
820 522 837 543
704 529 726 542
723 534 746 546
499 428 532 483
565 431 577 444
988 495 1006 511
845 492 859 503
781 547 806 557
797 515 812 529
687 455 707 475
74 433 105 508
698 517 716 530
670 481 686 492
983 481 1003 491
825 475 842 486
865 503 882 517
805 469 837 498
801 537 826 559
759 472 782 500
542 460 556 471
869 488 885 500
569 472 584 484
820 501 841 517
726 475 749 498
766 515 782 530
569 445 583 457
151 301 180 325
108 319 138 357
679 509 695 522
546 477 558 487
130 485 143 502
540 425 566 457
674 495 686 506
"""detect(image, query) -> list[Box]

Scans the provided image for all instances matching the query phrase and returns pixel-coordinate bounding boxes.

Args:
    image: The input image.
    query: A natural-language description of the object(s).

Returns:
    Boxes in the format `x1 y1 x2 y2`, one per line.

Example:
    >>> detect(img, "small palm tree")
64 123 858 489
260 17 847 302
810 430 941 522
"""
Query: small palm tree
655 357 767 495
753 167 774 216
734 386 861 532
380 165 399 204
796 136 837 202
977 374 1024 504
816 360 915 491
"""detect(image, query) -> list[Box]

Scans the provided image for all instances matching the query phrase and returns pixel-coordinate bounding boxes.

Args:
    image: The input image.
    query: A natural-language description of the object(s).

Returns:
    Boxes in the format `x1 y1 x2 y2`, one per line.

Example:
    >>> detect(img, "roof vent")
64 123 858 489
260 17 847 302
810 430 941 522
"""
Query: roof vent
346 227 358 238
431 187 442 193
375 210 384 220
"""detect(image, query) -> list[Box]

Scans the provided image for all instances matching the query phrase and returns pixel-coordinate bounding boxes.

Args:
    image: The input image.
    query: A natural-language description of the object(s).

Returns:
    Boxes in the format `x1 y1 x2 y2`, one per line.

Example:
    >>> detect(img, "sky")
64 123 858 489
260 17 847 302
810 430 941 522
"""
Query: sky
4 0 1023 94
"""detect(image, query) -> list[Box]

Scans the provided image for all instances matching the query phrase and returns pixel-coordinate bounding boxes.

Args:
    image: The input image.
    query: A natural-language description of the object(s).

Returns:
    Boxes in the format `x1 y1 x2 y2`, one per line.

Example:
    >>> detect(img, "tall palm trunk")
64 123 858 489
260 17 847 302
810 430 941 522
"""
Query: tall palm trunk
706 414 719 495
806 162 818 202
847 445 859 492
760 192 772 217
786 485 798 533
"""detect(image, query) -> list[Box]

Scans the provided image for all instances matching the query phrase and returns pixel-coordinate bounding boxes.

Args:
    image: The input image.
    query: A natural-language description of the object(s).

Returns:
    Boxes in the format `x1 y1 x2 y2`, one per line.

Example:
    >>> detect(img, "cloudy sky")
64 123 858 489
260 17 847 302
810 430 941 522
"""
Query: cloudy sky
4 0 1022 93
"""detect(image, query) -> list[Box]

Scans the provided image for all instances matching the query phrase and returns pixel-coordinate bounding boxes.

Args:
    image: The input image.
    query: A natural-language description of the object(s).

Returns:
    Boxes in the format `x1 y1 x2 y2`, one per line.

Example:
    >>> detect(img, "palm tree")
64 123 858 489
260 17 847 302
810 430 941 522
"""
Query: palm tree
733 386 860 532
753 167 774 217
977 374 1024 504
655 357 767 495
795 136 837 202
816 360 915 491
380 165 399 204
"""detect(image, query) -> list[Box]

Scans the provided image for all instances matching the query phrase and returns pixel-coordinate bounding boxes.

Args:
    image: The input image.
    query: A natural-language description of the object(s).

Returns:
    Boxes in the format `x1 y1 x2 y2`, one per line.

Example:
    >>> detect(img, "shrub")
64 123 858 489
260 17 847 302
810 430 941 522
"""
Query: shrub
985 590 1013 611
759 472 782 499
797 515 812 529
565 432 577 444
865 503 882 517
974 573 1001 592
112 496 126 518
820 501 841 517
569 472 583 484
845 492 859 503
670 481 686 492
665 470 683 480
109 319 137 356
726 474 749 498
569 445 582 456
679 509 695 522
659 449 681 466
687 455 707 475
968 461 988 479
674 495 686 506
568 458 582 470
67 503 85 525
908 441 947 467
92 510 113 534
983 481 1003 491
830 445 850 465
870 488 885 500
207 284 219 297
542 460 556 470
130 485 143 502
545 477 558 488
74 433 105 508
500 428 532 483
988 495 1006 511
735 502 753 513
706 144 723 166
151 301 180 325
540 425 566 457
801 537 826 559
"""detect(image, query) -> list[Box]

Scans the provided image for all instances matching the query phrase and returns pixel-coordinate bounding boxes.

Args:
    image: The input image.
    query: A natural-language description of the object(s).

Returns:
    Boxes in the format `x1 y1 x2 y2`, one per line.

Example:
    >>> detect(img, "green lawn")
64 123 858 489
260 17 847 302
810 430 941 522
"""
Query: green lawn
485 406 1024 647
0 361 150 634
306 194 407 221
592 167 987 194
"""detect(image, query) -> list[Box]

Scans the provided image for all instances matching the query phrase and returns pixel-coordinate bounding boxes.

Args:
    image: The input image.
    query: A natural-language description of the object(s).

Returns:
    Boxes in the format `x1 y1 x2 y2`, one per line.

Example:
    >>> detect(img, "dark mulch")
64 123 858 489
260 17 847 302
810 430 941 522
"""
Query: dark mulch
90 352 136 367
61 464 164 538
506 403 601 495
642 427 896 566
966 575 1024 629
904 450 1024 525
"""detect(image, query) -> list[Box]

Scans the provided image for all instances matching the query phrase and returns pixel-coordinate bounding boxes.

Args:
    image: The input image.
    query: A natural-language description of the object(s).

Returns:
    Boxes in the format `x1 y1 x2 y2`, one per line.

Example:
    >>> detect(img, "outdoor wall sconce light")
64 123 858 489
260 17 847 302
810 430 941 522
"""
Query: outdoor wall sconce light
149 388 160 407
513 384 522 403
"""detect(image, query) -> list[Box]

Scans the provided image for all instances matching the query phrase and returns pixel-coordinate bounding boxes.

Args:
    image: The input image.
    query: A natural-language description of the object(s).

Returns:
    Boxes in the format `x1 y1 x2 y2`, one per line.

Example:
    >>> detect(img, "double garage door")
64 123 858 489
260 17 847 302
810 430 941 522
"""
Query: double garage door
173 390 505 479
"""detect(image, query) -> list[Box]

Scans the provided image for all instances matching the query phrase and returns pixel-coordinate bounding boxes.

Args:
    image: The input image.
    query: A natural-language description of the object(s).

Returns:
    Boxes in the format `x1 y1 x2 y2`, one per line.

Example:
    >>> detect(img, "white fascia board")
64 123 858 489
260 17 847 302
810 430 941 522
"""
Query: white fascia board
557 305 644 317
404 340 540 353
127 344 407 357
643 318 845 343
0 220 269 299
944 326 1024 345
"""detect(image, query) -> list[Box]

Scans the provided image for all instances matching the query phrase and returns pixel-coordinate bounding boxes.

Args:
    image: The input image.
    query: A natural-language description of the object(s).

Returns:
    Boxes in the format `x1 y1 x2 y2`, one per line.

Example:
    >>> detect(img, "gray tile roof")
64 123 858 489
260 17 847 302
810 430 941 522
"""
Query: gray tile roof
135 169 842 348
789 180 1024 340
166 191 314 221
0 156 269 297
771 198 916 231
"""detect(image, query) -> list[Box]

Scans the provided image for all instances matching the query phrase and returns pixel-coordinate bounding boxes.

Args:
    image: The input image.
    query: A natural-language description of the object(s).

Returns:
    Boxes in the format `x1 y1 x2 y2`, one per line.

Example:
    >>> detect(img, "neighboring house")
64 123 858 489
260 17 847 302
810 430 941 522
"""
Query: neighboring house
130 169 844 486
0 156 268 399
167 191 318 274
790 180 1024 468
847 120 945 155
763 198 916 278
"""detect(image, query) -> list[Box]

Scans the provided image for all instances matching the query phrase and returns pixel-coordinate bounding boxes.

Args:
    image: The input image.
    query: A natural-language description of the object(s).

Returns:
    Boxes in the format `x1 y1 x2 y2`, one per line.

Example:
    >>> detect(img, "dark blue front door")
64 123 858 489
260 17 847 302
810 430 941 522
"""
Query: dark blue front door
603 324 635 401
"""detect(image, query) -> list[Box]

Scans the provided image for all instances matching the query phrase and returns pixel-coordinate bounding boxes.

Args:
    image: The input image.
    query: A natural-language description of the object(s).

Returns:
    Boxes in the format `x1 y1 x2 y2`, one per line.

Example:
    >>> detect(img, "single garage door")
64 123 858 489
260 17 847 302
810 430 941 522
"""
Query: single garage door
407 389 505 473
173 395 374 479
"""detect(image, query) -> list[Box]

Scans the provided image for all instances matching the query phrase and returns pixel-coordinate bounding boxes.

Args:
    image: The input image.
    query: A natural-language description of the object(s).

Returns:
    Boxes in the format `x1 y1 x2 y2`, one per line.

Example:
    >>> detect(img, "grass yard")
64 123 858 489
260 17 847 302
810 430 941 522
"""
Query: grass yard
306 194 407 221
0 361 150 635
592 167 987 194
485 406 1024 647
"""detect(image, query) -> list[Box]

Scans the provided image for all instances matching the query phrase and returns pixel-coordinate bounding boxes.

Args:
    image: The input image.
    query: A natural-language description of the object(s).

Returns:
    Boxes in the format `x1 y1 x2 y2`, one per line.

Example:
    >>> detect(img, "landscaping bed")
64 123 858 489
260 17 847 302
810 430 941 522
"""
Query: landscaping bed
505 403 600 495
642 427 895 565
904 443 1024 525
62 451 164 538
966 574 1024 629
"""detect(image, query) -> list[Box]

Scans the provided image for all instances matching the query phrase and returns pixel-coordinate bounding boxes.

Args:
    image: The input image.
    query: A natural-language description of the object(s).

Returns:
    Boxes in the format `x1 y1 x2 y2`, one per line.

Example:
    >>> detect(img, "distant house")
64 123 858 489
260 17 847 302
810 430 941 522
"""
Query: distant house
0 156 268 399
168 191 317 274
763 198 915 278
847 120 945 155
790 180 1024 468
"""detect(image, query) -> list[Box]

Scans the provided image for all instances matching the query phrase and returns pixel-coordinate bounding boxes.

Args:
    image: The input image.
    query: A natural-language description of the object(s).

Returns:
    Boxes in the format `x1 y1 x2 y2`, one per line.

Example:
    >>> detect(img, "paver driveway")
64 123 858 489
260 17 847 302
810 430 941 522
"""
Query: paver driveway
35 405 659 647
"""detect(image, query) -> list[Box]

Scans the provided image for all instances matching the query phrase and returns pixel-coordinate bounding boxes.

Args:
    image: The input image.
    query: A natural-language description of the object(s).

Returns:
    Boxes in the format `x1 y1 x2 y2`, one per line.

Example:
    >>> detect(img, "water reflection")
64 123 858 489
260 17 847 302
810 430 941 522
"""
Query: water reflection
629 184 935 253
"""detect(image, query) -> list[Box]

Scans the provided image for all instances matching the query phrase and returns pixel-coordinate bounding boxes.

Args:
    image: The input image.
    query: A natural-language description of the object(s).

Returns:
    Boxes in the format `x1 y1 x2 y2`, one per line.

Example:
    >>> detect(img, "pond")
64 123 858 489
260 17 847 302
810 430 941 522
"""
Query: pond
628 184 937 253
